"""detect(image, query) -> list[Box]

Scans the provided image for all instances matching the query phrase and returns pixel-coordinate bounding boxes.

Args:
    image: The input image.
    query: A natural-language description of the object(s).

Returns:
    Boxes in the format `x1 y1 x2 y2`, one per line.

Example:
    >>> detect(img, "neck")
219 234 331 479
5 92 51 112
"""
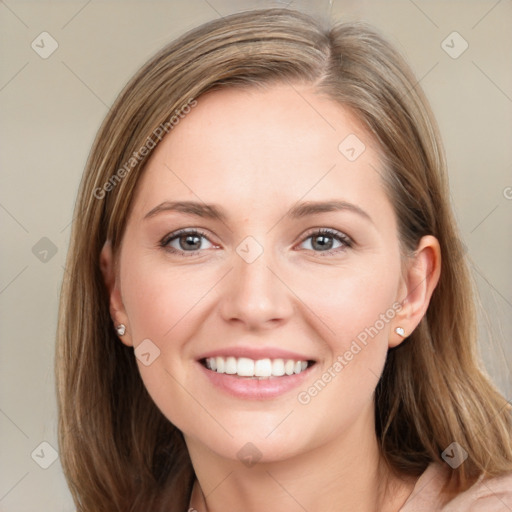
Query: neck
186 405 416 512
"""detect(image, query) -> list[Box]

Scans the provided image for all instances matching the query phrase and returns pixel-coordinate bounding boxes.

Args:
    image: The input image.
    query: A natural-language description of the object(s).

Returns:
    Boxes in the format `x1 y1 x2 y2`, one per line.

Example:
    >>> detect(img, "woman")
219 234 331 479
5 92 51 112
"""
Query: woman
56 8 512 512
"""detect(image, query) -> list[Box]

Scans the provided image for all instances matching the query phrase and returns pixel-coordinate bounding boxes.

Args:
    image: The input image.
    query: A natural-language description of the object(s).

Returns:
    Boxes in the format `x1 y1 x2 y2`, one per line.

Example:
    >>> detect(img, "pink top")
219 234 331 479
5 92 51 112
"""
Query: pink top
399 462 512 511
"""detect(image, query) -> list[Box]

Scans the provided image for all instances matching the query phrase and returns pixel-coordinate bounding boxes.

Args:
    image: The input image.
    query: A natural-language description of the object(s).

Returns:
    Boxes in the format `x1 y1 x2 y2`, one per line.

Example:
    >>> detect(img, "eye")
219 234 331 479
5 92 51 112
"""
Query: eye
160 229 216 256
298 228 352 254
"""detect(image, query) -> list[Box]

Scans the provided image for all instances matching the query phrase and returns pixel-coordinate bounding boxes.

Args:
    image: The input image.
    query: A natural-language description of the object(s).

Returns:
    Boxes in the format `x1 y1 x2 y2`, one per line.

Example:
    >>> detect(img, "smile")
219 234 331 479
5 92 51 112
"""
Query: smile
202 356 313 379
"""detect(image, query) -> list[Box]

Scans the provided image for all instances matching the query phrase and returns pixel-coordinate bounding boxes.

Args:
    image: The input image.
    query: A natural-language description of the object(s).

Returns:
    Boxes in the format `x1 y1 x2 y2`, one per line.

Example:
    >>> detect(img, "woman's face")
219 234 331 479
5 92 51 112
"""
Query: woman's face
110 84 412 464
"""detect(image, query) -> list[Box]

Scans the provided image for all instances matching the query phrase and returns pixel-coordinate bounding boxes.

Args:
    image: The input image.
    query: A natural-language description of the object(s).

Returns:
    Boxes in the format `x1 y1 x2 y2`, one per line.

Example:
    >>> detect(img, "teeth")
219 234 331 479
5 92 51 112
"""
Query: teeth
272 359 285 376
205 357 310 378
254 358 272 377
225 356 237 374
237 357 254 377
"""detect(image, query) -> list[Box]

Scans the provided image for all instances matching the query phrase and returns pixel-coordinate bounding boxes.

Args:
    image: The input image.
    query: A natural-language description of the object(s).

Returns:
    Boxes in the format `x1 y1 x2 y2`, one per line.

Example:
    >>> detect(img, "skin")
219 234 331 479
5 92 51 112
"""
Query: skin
101 84 441 512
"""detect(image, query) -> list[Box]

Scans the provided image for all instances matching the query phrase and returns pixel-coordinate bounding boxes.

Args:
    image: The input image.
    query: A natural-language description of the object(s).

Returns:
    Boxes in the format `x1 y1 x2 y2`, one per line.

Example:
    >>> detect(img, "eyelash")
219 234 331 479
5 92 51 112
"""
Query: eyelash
300 228 353 254
159 228 353 257
160 229 213 258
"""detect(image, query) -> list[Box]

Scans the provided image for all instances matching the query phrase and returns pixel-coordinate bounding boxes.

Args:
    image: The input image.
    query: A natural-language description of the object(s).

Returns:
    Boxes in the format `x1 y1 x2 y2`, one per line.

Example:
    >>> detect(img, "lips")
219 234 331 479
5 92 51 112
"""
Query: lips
196 347 316 399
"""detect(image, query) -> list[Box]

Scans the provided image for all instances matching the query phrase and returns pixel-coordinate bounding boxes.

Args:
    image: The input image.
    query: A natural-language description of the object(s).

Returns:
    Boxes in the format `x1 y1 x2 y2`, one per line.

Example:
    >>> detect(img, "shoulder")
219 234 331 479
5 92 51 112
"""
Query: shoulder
400 462 512 512
446 468 512 512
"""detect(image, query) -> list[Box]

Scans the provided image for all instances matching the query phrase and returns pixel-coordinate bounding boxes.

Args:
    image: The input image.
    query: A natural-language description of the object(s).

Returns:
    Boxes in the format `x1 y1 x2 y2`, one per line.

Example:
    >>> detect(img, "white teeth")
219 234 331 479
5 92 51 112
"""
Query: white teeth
237 357 255 376
205 356 310 378
254 358 272 377
215 356 225 373
272 359 285 376
225 356 237 374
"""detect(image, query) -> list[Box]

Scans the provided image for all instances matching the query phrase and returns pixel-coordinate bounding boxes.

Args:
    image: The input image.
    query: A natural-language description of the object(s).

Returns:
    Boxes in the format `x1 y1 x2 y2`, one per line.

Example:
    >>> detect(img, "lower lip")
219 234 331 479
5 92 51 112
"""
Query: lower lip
197 361 314 400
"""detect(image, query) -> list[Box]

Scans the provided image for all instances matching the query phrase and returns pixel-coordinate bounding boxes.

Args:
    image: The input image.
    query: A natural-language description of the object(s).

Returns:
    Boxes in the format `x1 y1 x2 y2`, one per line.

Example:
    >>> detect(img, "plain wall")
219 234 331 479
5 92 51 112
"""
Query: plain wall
0 1 510 510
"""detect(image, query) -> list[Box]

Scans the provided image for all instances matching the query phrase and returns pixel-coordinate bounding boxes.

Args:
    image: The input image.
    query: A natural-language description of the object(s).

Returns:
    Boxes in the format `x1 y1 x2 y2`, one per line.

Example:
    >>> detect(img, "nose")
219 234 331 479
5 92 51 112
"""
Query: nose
218 244 294 330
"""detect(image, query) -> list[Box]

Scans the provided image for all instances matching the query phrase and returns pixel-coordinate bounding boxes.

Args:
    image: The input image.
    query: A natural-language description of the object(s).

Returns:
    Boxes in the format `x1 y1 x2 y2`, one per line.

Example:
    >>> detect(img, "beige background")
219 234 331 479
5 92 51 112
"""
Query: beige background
1 1 511 510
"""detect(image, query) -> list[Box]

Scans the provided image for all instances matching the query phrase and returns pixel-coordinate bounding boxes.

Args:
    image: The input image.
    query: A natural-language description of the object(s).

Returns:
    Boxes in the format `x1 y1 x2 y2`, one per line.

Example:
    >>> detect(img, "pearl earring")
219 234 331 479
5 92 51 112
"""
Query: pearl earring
116 324 126 336
395 327 406 337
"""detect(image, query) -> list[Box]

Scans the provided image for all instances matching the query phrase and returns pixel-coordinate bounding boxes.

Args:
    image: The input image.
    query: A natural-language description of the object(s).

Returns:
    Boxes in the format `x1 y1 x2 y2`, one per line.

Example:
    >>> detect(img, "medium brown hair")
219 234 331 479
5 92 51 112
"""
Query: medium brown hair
56 8 512 511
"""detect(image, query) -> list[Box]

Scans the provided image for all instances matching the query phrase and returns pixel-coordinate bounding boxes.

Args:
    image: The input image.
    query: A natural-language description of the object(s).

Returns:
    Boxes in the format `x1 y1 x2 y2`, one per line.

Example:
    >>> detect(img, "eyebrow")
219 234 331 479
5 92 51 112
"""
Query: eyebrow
289 200 373 224
144 201 228 222
144 200 373 224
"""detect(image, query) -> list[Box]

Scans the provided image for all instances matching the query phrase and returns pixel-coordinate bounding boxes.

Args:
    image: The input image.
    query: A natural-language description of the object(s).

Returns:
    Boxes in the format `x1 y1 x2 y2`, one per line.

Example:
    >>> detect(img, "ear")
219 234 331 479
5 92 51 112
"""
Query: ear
100 241 133 347
390 235 441 348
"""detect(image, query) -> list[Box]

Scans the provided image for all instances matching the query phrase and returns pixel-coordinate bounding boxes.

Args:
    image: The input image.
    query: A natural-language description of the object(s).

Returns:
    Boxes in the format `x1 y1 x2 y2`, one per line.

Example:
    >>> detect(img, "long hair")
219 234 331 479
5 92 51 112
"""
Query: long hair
55 8 512 511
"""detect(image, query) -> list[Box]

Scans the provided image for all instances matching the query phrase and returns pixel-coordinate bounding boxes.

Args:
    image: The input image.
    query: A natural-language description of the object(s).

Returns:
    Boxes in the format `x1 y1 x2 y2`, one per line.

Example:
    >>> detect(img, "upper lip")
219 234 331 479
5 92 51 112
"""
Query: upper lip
197 346 316 362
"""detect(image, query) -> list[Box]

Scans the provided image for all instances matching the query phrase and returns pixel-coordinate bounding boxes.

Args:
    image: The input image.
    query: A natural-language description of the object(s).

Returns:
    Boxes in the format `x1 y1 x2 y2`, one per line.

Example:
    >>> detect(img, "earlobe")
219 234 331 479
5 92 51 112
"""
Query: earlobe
390 235 441 348
100 241 133 347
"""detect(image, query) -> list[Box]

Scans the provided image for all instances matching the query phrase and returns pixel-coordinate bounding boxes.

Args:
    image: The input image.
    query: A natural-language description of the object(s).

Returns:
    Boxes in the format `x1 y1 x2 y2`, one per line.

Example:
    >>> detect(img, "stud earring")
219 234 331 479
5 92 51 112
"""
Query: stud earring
395 326 406 337
116 324 126 336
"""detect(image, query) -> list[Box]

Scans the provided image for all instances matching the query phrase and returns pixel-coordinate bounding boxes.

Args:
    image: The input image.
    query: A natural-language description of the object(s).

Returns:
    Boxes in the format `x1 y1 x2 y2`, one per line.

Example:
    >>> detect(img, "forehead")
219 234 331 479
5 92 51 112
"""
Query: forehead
132 84 390 221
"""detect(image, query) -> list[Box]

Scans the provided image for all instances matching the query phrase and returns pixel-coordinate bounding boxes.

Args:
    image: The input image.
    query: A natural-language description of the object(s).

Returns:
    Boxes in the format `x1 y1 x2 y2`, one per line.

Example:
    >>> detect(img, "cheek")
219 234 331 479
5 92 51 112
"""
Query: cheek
291 259 400 408
291 265 399 440
120 253 214 345
118 254 219 430
293 258 400 354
